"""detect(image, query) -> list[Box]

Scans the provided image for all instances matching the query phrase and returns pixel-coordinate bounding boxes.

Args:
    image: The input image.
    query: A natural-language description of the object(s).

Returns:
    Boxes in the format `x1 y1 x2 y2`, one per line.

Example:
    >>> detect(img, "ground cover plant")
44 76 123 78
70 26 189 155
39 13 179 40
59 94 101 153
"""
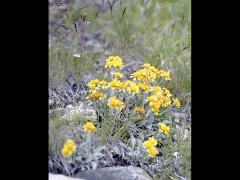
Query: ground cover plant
49 0 191 179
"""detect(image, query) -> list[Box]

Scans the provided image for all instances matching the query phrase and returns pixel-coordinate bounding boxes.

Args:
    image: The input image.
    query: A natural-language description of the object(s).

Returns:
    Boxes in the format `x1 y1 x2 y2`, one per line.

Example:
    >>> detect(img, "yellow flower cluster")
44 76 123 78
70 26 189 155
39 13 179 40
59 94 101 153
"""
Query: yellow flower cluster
138 83 149 92
143 137 159 157
159 123 171 136
87 79 109 100
108 80 141 94
158 70 171 80
105 56 123 68
84 56 183 160
173 98 181 108
87 79 100 89
131 68 156 82
108 79 124 90
127 81 139 94
83 122 97 133
61 139 77 157
113 72 123 79
134 107 145 114
145 86 173 115
88 79 108 90
86 56 180 114
107 96 124 110
131 63 171 83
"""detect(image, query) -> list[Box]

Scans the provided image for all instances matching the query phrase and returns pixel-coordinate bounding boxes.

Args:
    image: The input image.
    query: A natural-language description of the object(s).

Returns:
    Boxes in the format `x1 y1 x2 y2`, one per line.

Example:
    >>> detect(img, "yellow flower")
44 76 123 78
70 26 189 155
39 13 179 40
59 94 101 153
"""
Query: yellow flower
155 92 164 101
65 139 75 145
143 63 158 73
162 96 172 107
131 69 147 81
105 56 123 68
173 98 181 108
113 72 123 79
61 139 77 157
147 146 159 157
61 147 70 157
151 86 163 94
125 80 133 86
143 137 159 157
107 96 124 110
142 63 152 68
150 102 161 115
127 82 139 94
87 90 104 100
143 137 158 149
146 95 162 115
138 83 149 92
146 95 158 103
64 142 75 151
158 70 171 80
87 79 100 89
159 123 171 136
131 68 157 82
162 87 172 97
83 122 97 133
108 79 122 90
134 107 145 114
118 81 128 92
146 89 172 115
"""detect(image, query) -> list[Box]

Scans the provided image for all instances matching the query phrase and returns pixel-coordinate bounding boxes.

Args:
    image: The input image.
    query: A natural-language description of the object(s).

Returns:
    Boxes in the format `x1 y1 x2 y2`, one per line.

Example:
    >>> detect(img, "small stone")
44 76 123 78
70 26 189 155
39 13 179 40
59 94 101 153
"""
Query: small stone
74 166 152 180
61 103 97 122
49 173 85 180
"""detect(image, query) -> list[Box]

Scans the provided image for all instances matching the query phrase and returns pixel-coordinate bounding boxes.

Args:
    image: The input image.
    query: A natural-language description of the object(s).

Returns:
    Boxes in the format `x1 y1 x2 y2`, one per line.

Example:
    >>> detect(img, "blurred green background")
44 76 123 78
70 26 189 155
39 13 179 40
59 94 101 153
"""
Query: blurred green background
49 0 191 102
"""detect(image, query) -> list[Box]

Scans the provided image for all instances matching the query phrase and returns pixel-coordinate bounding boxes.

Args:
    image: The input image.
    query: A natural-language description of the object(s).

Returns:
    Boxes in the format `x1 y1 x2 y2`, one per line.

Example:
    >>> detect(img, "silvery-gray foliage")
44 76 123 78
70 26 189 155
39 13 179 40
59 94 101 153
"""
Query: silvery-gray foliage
49 135 109 176
49 124 190 179
49 71 95 108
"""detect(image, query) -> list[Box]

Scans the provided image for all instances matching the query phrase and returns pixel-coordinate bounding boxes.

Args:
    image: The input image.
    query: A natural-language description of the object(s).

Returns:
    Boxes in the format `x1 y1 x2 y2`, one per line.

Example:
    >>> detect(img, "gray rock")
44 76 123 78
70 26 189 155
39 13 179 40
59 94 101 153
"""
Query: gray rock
60 102 97 121
49 173 85 180
49 101 96 121
74 166 152 180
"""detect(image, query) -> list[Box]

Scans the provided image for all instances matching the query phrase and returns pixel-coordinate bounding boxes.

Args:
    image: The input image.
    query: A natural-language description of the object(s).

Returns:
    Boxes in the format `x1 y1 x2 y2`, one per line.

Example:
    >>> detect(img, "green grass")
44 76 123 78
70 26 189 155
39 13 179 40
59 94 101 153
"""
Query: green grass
98 0 191 98
49 0 191 100
49 45 101 87
49 0 191 179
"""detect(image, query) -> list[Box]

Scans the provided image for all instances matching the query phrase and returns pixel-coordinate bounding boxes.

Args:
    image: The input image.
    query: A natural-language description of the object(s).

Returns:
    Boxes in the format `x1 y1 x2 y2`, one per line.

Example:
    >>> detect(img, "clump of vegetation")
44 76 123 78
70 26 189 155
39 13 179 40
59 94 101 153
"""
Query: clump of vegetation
49 56 191 179
49 0 191 179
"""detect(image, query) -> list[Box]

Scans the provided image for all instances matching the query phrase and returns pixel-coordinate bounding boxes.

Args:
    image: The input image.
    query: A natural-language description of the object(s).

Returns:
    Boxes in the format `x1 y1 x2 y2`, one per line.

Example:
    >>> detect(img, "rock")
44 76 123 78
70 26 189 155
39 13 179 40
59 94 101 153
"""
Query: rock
49 101 97 121
74 166 152 180
49 173 85 180
60 102 97 122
